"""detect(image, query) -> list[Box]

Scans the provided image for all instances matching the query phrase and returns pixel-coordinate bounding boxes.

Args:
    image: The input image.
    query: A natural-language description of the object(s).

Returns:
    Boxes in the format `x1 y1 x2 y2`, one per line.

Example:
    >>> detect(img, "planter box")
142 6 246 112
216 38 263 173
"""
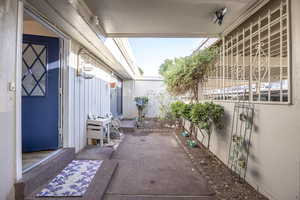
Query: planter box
182 118 209 148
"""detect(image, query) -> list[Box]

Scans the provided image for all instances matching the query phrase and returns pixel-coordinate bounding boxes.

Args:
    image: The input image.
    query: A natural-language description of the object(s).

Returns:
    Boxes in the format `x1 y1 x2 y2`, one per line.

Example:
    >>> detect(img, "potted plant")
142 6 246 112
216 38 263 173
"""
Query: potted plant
109 81 116 88
134 96 149 127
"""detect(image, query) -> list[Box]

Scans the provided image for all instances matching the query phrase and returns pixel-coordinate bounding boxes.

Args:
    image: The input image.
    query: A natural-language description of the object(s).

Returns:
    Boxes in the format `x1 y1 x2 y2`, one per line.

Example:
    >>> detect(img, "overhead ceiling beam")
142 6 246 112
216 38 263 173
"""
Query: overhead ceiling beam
106 33 220 38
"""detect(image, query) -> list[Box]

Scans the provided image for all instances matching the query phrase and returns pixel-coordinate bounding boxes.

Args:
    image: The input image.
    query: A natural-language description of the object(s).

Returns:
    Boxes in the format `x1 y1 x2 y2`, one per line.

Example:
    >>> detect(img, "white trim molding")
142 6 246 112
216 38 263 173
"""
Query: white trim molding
15 0 23 181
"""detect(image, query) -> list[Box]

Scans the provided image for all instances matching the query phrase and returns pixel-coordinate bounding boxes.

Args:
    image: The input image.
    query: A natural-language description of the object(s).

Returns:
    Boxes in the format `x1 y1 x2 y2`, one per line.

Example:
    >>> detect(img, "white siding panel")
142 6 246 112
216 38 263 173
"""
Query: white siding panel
79 77 85 150
73 69 80 152
69 41 111 152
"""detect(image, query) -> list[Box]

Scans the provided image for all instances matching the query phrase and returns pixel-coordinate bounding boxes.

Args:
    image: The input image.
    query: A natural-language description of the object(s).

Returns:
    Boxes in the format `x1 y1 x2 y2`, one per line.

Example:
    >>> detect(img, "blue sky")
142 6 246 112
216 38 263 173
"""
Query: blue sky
128 38 207 76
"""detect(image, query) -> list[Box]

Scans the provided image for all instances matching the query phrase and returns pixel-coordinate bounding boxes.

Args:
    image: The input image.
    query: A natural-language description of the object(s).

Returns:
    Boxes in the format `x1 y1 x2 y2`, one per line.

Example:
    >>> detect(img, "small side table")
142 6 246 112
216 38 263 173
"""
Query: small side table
87 118 111 146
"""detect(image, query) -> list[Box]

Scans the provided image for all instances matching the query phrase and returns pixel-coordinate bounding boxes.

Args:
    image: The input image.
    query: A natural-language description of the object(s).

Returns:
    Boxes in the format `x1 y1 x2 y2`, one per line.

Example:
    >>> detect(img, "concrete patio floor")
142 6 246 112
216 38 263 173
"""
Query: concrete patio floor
104 130 215 200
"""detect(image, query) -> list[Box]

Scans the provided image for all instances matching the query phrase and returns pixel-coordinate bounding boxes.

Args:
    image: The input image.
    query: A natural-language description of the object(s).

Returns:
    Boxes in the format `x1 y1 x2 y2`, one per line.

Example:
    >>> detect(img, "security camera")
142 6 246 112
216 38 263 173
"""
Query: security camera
91 16 100 26
213 8 227 26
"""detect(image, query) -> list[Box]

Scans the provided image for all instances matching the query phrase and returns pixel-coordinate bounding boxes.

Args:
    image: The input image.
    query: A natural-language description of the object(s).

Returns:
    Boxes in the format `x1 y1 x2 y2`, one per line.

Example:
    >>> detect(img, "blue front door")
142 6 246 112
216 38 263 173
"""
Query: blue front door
22 35 60 152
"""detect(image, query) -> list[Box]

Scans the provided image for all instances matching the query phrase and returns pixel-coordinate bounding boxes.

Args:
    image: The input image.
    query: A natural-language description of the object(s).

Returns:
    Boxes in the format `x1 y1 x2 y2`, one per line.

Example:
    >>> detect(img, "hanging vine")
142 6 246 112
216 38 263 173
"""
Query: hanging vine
159 48 217 101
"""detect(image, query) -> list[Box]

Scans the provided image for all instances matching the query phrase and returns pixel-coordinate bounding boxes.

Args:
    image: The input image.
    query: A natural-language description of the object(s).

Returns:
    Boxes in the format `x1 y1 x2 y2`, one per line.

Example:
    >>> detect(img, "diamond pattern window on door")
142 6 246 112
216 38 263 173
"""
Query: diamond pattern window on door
22 43 47 96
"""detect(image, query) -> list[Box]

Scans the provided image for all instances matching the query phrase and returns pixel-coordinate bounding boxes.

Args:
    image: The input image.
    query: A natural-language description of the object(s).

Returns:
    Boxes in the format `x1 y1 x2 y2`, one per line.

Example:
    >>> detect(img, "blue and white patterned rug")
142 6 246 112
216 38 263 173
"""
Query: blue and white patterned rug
37 160 102 197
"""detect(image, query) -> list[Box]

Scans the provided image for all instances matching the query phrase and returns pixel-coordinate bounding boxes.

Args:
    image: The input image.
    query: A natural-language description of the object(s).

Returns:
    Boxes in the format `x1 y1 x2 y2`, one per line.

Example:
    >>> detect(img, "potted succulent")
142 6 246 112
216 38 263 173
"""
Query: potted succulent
187 139 198 148
181 131 190 137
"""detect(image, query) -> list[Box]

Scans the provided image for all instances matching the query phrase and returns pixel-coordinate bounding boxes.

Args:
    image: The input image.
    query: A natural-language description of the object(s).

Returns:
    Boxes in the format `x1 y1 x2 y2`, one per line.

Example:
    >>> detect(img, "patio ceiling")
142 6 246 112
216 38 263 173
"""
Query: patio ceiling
84 0 265 38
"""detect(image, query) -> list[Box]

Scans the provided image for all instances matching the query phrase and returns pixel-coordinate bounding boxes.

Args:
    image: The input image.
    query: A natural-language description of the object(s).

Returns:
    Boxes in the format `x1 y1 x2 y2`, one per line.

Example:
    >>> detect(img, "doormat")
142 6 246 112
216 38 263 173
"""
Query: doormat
37 160 102 197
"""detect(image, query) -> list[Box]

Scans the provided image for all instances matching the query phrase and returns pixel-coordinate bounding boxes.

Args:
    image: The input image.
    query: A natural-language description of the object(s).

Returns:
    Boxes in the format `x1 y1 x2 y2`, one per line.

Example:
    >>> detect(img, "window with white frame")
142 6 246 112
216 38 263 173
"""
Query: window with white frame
202 0 290 103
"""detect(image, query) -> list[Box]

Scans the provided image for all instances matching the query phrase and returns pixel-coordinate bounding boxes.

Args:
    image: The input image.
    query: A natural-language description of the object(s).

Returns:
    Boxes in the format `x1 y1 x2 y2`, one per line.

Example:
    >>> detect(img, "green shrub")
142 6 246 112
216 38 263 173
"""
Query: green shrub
181 103 193 121
207 102 225 129
190 102 224 149
170 101 185 119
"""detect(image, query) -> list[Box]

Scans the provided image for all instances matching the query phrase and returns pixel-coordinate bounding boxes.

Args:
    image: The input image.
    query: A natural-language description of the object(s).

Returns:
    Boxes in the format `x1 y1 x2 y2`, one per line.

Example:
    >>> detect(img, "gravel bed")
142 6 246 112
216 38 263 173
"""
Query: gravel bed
174 129 268 200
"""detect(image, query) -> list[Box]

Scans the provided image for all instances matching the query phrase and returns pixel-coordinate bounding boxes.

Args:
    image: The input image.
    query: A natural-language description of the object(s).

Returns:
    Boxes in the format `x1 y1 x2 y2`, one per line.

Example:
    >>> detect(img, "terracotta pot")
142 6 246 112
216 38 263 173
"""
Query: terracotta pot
110 82 116 88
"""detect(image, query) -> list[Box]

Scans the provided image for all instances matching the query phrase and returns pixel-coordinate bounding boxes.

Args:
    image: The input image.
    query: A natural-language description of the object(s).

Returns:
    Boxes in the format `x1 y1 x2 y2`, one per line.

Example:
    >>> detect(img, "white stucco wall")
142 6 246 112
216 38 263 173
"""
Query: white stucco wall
189 1 300 199
123 79 167 119
207 103 300 200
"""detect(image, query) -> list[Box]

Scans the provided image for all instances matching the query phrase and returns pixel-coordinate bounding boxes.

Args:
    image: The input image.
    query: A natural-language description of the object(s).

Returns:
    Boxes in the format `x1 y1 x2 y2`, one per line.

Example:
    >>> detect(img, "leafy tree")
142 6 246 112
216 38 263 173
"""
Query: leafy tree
138 67 144 75
159 59 173 76
160 48 217 101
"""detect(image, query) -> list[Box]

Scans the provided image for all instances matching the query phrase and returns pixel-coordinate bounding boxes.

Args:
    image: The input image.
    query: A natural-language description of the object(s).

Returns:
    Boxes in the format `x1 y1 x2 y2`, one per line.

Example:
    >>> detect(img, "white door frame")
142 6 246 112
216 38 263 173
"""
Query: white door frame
15 0 24 181
15 1 72 180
